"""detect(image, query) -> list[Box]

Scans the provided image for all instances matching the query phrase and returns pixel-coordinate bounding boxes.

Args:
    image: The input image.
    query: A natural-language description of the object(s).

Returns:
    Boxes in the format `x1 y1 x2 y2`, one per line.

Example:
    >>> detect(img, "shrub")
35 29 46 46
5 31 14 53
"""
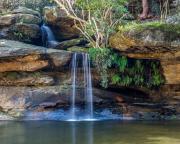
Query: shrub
89 48 164 88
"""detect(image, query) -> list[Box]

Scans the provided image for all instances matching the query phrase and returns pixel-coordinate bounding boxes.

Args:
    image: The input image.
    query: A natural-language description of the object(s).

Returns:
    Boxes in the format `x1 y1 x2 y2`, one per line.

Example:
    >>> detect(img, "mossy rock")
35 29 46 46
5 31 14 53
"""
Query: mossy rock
54 38 87 50
67 46 89 53
11 7 41 17
16 14 42 25
110 21 180 52
120 21 180 34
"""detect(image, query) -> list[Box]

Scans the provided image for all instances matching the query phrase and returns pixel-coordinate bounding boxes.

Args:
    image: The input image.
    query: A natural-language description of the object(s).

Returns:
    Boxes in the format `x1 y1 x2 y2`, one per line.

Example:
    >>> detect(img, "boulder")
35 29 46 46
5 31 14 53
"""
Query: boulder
109 23 180 59
12 23 41 40
11 7 41 17
0 16 41 43
0 7 42 44
43 6 58 24
0 39 72 72
67 46 88 53
0 14 16 27
47 52 72 68
15 14 41 25
12 23 41 41
0 13 41 27
54 38 87 50
43 6 80 41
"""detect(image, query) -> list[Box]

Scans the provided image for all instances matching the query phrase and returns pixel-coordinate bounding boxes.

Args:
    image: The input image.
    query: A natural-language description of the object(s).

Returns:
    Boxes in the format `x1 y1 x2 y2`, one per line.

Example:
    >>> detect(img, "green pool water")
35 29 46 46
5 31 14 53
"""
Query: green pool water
0 121 179 144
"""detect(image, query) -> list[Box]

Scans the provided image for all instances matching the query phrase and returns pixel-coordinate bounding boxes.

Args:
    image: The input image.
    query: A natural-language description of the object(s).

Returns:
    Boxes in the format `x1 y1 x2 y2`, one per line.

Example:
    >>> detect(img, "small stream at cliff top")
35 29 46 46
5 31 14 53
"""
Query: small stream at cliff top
41 24 58 48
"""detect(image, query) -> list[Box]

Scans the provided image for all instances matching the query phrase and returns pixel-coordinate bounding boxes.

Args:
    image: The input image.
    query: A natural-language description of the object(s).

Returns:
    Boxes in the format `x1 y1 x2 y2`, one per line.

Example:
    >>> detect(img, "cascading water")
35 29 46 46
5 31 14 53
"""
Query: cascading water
83 54 93 119
71 53 77 120
70 53 94 121
41 24 58 48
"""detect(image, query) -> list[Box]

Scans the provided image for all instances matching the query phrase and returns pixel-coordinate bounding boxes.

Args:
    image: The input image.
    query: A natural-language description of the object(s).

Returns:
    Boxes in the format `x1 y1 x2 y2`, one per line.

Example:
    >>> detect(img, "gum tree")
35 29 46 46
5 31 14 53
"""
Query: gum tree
53 0 128 48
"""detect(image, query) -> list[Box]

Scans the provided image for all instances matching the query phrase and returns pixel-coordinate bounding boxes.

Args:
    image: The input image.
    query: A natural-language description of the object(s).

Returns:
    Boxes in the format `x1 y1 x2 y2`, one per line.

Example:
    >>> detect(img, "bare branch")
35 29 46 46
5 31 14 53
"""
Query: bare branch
53 0 124 49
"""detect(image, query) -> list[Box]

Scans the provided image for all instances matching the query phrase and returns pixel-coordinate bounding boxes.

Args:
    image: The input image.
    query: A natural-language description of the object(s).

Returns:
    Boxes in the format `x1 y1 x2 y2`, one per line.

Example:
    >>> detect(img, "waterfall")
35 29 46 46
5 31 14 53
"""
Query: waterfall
71 53 77 120
41 24 58 48
83 54 93 119
70 53 94 121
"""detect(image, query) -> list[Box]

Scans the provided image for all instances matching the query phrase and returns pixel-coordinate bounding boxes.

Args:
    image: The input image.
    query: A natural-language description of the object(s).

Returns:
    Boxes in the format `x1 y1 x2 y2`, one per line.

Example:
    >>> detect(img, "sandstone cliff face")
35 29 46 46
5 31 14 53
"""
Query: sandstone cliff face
0 39 72 72
109 23 180 85
0 40 118 118
0 6 179 120
109 23 180 116
0 39 178 120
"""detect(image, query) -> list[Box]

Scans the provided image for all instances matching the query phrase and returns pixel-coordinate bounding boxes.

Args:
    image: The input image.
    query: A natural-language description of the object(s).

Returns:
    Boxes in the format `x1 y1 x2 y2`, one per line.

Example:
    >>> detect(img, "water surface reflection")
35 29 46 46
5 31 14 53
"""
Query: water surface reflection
0 121 179 144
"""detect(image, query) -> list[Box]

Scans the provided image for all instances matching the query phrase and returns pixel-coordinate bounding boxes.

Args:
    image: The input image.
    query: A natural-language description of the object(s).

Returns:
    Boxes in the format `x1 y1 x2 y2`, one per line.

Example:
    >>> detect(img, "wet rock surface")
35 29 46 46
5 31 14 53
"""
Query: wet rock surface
0 85 179 120
43 6 81 41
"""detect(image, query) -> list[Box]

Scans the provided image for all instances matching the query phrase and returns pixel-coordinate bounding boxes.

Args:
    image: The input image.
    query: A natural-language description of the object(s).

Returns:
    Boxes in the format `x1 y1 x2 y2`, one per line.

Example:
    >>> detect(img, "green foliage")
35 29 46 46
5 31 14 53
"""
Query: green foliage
89 48 164 88
76 0 127 13
112 54 128 72
112 74 121 84
33 72 42 78
13 31 23 39
23 0 55 12
89 48 113 88
6 72 18 80
150 62 165 87
13 31 31 42
72 0 129 48
67 47 88 53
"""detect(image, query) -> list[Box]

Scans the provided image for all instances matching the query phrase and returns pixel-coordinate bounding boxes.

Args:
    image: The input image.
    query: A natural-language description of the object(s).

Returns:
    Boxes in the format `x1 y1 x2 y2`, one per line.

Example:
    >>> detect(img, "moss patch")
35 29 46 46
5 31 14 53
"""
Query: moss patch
67 46 89 53
119 21 180 34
